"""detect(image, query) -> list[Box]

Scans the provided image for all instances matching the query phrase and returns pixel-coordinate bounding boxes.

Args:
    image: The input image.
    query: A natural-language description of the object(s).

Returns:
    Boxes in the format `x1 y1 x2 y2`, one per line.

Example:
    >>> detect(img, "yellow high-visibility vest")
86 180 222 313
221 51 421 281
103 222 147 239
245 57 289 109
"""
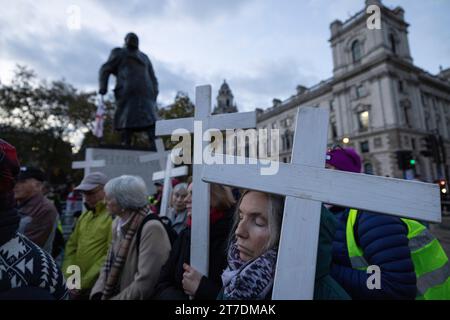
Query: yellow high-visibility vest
346 209 450 300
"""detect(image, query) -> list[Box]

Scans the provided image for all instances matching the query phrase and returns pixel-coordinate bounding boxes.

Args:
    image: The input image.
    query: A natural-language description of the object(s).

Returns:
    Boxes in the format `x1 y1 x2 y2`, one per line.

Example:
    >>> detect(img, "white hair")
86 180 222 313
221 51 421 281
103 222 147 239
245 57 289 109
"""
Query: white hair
104 175 148 210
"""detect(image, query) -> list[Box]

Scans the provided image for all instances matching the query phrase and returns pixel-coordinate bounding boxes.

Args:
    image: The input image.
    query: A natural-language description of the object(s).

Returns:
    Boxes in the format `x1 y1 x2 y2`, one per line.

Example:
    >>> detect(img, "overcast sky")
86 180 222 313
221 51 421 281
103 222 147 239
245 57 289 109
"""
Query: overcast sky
1 0 449 111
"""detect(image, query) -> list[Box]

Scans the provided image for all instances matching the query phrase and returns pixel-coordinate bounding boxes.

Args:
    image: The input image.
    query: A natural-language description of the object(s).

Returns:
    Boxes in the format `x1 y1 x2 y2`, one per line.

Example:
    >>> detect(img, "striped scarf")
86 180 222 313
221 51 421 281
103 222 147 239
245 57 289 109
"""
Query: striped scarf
102 207 148 300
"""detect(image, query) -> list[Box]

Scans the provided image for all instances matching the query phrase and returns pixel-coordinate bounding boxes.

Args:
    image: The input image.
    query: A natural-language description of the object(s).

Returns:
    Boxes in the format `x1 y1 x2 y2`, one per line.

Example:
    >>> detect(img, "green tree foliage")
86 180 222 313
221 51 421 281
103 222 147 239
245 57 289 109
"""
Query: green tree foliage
158 91 195 120
0 66 98 136
0 66 197 184
0 65 116 184
158 91 195 150
0 125 73 185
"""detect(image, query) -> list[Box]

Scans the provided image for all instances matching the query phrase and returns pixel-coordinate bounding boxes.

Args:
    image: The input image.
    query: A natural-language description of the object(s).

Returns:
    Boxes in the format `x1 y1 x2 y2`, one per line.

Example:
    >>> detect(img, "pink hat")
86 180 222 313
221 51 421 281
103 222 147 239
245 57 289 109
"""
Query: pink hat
326 147 362 173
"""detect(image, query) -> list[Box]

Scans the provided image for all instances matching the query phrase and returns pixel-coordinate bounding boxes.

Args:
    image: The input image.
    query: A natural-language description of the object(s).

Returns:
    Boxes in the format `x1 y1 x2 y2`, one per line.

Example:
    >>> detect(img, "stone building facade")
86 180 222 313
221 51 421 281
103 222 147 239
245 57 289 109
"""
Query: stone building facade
257 0 450 182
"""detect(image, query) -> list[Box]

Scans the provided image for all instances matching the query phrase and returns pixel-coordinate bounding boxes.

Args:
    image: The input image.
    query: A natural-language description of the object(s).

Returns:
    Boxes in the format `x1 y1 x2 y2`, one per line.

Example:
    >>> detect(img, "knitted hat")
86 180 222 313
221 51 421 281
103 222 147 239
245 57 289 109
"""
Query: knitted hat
326 147 362 173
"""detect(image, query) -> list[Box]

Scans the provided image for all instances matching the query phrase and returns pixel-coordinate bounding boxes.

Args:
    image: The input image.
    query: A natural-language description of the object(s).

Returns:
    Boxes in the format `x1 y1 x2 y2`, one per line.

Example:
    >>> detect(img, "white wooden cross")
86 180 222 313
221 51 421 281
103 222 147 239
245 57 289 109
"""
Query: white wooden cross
155 85 257 277
139 138 169 169
201 106 441 300
152 148 189 217
72 148 106 177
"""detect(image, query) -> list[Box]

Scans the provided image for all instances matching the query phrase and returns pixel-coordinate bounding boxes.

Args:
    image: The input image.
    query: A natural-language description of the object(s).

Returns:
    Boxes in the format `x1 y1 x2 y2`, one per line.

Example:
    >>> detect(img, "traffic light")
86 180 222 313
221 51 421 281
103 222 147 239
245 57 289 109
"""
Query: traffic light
438 179 447 195
396 151 415 170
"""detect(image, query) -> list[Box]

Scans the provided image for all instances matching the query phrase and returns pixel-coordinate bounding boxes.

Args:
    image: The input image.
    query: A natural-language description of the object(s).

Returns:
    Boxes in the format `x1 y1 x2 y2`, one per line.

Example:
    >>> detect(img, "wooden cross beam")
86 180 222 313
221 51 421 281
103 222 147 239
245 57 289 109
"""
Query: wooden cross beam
152 166 189 181
152 148 189 217
201 107 441 300
155 85 256 277
139 138 168 169
72 148 106 177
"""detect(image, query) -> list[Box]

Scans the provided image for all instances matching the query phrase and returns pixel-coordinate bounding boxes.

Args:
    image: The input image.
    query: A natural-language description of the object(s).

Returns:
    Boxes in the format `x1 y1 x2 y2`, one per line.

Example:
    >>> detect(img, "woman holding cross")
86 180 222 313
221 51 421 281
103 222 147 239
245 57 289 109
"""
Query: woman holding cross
218 190 350 300
154 181 236 300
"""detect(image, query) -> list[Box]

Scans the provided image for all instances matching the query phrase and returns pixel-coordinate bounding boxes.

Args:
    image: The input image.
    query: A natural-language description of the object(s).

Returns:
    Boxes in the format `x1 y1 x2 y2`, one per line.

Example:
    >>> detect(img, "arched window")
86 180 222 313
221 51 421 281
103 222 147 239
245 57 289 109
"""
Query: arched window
352 40 362 62
389 34 397 54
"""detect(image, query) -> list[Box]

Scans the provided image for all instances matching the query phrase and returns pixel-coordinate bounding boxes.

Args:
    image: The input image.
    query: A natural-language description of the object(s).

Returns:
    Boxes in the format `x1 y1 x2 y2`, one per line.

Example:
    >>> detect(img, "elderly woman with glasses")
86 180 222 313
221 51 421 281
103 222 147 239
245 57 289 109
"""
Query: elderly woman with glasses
90 175 171 300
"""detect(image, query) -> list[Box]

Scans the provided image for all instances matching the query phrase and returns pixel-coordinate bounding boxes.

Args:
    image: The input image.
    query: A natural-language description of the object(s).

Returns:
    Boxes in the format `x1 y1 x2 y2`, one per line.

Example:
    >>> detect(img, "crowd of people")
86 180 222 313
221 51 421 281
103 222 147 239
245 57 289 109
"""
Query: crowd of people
1 137 450 300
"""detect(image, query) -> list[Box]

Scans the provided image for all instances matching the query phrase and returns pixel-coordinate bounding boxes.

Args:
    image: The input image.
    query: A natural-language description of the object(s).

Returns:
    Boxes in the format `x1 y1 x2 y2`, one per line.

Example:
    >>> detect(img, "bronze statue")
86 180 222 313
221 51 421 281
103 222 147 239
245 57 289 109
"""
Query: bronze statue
99 32 159 150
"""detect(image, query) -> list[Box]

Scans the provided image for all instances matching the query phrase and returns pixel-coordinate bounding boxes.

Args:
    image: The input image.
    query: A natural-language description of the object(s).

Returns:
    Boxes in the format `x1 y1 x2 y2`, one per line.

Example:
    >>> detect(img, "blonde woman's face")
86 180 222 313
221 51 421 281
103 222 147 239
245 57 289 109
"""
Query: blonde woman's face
235 192 270 262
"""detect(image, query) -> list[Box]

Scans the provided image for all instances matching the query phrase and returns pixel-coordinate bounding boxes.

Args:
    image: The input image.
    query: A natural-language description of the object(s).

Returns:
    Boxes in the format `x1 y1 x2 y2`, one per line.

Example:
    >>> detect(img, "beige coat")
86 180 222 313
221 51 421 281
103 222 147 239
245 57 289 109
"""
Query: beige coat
91 218 171 300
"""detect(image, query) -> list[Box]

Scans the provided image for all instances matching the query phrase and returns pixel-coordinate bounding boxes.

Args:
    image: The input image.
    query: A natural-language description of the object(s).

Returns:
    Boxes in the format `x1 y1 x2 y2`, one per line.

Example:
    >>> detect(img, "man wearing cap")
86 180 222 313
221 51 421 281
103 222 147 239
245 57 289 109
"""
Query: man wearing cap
14 166 59 253
1 139 68 299
326 147 450 300
62 172 113 300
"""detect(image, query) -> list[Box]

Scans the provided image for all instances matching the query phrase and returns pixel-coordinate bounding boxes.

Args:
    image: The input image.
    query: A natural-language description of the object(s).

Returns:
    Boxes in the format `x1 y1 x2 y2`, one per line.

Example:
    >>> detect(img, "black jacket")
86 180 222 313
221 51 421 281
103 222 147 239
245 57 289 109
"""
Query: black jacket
154 210 233 300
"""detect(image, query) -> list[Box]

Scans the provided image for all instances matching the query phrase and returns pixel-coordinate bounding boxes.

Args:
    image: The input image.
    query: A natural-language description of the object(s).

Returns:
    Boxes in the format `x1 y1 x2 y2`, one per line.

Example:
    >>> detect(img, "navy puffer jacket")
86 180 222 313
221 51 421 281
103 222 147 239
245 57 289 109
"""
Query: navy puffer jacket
330 207 417 299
